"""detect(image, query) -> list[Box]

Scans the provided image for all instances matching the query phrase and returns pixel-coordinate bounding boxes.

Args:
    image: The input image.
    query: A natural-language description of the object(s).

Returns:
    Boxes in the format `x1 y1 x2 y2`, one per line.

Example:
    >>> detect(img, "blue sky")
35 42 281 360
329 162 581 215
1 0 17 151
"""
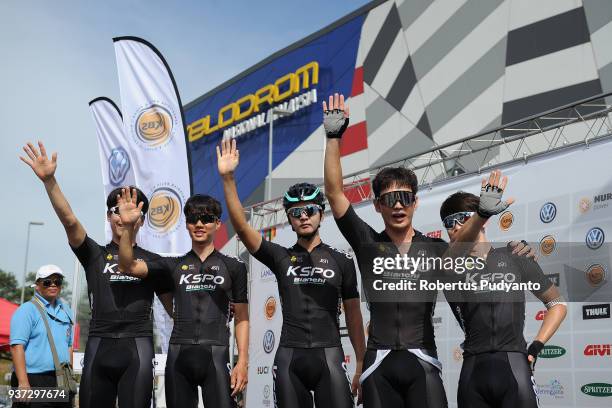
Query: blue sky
0 0 370 289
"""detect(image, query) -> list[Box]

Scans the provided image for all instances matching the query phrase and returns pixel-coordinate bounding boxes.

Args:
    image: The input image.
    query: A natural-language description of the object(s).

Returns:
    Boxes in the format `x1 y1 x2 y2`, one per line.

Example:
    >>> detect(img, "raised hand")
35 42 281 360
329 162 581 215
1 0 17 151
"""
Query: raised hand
118 187 144 226
20 141 57 182
322 93 350 139
477 169 515 218
216 137 240 176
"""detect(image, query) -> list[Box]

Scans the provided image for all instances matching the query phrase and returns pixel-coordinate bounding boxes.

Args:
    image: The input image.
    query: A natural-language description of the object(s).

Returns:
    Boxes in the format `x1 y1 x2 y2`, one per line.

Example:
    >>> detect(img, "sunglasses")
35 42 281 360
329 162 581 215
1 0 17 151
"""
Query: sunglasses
108 206 144 217
40 278 63 288
186 213 219 225
377 191 415 208
287 204 323 219
442 212 474 229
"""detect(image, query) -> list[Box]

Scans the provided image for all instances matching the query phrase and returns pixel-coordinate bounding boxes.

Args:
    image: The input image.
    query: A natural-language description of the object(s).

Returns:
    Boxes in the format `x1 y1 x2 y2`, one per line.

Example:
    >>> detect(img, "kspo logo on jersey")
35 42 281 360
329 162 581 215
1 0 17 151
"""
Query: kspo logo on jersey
133 103 175 149
286 265 335 285
584 344 611 356
147 184 185 236
179 273 225 292
540 202 557 223
263 330 275 354
586 227 605 250
108 147 131 186
103 259 141 282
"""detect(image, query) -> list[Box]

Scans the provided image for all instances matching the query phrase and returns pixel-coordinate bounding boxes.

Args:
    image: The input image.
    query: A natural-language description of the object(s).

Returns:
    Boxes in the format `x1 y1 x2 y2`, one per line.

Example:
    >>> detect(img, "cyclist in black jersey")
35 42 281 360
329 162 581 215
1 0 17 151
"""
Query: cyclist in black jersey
440 192 567 408
20 141 173 408
321 94 533 408
115 189 249 408
217 138 366 408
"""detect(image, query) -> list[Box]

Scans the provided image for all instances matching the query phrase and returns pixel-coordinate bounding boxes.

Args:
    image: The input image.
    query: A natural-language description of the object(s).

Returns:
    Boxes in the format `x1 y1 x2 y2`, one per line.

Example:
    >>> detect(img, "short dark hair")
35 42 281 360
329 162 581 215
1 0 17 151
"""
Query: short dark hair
183 194 222 218
372 167 418 198
440 191 479 220
107 186 149 216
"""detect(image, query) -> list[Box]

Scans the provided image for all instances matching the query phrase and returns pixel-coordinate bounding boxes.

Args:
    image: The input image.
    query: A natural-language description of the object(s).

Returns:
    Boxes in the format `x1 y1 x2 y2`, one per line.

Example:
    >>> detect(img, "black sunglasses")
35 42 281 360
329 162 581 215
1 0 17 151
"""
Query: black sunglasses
377 191 415 208
287 204 323 219
40 278 63 288
186 213 219 225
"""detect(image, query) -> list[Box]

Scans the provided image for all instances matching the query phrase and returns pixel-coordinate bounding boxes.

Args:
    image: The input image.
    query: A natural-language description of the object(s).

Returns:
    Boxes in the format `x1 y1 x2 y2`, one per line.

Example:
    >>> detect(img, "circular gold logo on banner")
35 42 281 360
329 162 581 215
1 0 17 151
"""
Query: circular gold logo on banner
586 264 607 287
135 105 173 147
579 197 592 214
540 235 556 256
147 187 182 233
499 211 514 231
264 296 277 320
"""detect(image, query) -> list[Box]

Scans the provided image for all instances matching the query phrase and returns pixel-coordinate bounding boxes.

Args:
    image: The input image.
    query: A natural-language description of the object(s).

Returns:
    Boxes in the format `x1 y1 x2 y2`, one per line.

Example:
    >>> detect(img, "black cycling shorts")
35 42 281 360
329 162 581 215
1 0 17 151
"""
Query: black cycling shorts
164 343 235 408
273 346 353 408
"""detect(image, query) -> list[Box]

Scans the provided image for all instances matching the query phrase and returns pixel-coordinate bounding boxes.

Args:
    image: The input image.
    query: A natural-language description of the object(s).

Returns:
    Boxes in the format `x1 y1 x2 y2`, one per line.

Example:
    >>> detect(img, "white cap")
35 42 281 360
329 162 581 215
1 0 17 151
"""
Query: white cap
31 264 65 287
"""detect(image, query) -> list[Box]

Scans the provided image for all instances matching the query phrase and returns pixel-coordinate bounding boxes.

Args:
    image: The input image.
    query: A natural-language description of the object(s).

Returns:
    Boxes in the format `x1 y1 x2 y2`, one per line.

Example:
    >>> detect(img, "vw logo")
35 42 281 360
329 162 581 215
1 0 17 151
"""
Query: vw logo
108 147 131 186
263 330 275 354
586 227 605 250
540 202 557 223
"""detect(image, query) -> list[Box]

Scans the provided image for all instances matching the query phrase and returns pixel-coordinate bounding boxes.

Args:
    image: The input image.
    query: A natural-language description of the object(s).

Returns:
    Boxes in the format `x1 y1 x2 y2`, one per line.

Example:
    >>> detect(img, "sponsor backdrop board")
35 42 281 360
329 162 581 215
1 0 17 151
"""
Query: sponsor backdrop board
246 138 612 407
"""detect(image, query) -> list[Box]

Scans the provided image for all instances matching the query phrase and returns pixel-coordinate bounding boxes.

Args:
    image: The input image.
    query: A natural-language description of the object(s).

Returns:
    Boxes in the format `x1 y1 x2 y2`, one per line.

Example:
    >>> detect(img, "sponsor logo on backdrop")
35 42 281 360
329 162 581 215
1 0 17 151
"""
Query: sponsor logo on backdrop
453 347 463 362
432 316 442 327
579 197 592 213
499 211 514 231
108 147 131 186
584 344 611 356
134 104 175 148
594 192 612 209
540 202 557 224
539 235 556 256
263 384 271 399
586 227 605 250
260 268 276 282
581 383 612 397
582 304 610 320
537 379 565 399
536 310 547 321
426 230 442 239
265 296 277 320
586 264 607 287
547 273 560 287
538 345 566 358
257 366 270 375
147 184 185 236
263 330 275 354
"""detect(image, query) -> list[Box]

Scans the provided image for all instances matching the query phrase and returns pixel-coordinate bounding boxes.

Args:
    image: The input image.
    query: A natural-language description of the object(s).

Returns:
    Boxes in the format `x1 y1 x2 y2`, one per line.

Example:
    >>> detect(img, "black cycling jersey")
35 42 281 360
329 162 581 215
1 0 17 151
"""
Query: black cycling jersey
147 249 248 346
335 205 447 350
449 246 553 356
71 236 170 338
253 240 359 348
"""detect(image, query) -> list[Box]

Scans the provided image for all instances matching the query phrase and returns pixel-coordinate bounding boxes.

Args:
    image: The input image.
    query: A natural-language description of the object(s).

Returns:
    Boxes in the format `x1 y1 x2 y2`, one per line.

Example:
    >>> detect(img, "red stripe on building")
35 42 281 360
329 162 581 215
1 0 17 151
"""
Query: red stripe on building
214 223 229 250
340 121 367 156
351 67 364 96
343 178 371 204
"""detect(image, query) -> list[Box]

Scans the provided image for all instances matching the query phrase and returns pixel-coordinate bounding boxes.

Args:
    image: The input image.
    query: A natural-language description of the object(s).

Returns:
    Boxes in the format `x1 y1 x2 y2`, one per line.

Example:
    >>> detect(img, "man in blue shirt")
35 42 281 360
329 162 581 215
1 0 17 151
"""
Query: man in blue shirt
10 264 73 407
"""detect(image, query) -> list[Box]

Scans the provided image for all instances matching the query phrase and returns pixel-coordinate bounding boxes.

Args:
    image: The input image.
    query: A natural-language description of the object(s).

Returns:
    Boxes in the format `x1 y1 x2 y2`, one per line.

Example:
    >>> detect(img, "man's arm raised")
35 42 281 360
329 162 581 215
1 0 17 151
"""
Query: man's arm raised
217 138 262 254
20 141 86 248
323 93 351 219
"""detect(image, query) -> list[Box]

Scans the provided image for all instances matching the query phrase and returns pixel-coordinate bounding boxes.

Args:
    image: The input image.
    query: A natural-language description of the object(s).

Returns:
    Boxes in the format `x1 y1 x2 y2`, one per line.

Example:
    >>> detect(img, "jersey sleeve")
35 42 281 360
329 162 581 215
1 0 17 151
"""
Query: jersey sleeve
514 255 554 297
334 250 360 300
334 204 376 255
70 235 101 281
252 239 287 273
9 304 34 346
229 258 249 304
